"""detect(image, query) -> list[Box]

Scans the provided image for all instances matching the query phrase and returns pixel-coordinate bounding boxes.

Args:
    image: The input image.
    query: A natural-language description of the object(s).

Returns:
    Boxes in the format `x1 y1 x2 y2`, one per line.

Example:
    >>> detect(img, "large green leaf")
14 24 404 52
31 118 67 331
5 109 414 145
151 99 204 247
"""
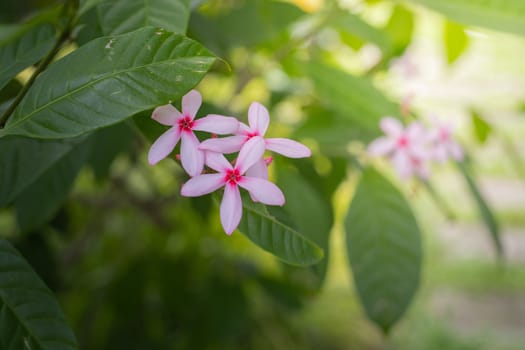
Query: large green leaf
345 168 422 333
14 137 92 232
0 23 55 91
0 239 78 350
0 136 82 207
0 27 215 139
304 61 400 143
410 0 525 37
97 0 191 35
385 5 415 56
238 199 324 267
457 160 503 257
444 20 469 64
471 110 492 144
277 164 333 287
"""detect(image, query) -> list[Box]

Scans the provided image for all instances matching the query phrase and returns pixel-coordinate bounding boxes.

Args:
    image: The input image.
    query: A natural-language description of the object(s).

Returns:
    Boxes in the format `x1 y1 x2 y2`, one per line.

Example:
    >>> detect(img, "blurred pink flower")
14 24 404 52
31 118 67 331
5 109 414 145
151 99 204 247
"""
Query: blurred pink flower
428 119 464 163
368 117 431 180
148 90 239 176
180 137 285 235
199 102 311 166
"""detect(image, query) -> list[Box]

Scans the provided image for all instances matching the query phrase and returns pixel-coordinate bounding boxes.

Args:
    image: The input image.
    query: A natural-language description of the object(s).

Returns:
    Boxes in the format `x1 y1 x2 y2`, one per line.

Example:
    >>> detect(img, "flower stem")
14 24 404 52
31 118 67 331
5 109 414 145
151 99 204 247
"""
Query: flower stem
0 1 78 128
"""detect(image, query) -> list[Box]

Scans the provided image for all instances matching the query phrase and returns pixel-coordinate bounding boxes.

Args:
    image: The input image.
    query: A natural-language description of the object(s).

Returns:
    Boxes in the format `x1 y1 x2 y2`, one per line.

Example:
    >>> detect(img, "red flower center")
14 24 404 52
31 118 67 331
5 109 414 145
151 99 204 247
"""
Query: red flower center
225 168 241 185
178 116 194 132
397 135 409 148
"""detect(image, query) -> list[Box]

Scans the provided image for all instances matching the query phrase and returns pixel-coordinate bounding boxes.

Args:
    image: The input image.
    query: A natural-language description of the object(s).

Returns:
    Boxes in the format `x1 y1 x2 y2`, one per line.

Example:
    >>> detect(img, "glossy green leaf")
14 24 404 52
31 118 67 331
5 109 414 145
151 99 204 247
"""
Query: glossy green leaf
14 137 92 232
0 27 215 139
345 168 422 333
0 239 78 350
471 110 492 144
97 0 191 35
277 165 333 286
457 161 503 257
445 20 469 64
304 61 400 143
0 136 82 207
238 199 324 267
410 0 525 36
0 24 55 91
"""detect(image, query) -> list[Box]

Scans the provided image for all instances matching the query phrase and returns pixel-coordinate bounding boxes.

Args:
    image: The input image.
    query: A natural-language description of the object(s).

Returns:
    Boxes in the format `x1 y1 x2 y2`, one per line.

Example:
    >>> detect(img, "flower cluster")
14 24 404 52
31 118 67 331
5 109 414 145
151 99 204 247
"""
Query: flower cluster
368 116 463 180
148 90 311 234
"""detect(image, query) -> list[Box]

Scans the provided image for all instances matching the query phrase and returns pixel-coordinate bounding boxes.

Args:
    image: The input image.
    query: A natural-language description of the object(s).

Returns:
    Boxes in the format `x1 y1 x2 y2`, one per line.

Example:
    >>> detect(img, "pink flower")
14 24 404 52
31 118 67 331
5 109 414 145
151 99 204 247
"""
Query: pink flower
428 119 463 163
199 102 311 178
368 117 431 180
180 137 285 235
148 90 239 176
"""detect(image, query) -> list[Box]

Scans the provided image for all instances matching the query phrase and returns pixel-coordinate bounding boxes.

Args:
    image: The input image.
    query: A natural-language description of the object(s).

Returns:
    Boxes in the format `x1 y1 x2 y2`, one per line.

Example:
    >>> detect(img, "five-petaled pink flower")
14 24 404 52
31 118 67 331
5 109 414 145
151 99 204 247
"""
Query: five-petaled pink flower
148 90 239 176
428 118 464 163
180 137 285 235
368 116 431 180
199 102 311 179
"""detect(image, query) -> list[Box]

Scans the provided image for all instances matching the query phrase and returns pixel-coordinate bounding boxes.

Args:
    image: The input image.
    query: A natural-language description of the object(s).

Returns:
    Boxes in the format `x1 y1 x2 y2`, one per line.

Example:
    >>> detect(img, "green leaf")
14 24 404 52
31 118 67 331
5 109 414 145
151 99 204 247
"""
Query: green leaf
0 24 55 91
238 199 324 267
471 110 492 144
445 20 469 64
0 27 215 139
97 0 191 35
189 0 304 55
304 61 400 143
0 239 78 350
14 137 92 232
409 0 525 37
330 12 393 53
277 164 333 287
345 168 422 333
0 136 82 207
385 5 414 56
457 160 503 257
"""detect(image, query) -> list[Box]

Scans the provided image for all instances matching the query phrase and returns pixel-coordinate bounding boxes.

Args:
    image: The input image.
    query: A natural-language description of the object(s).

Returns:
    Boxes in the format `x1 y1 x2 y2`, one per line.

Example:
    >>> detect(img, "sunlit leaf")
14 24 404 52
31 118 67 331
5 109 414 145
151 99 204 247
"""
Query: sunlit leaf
471 110 492 144
0 27 215 139
385 5 414 56
0 239 78 350
409 0 525 37
345 168 422 333
445 20 469 64
238 198 324 267
97 0 191 35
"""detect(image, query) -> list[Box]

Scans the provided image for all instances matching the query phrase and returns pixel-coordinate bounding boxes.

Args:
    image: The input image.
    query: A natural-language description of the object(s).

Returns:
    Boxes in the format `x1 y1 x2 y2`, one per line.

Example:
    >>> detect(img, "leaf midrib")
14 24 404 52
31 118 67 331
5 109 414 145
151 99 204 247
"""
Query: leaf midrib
6 54 212 131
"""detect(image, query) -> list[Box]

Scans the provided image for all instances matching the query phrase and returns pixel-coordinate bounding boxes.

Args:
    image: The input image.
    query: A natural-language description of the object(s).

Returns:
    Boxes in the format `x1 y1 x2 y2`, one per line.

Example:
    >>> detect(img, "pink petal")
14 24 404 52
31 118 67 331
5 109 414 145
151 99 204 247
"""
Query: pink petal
148 127 181 165
193 115 239 134
407 121 426 141
237 122 251 136
182 89 202 120
236 136 266 174
180 173 225 197
205 151 232 173
415 161 431 180
391 151 413 180
248 102 270 136
433 144 448 163
246 158 268 179
266 138 311 158
180 131 205 176
221 184 242 235
151 104 182 126
199 136 246 154
368 137 395 156
380 117 403 137
238 177 285 206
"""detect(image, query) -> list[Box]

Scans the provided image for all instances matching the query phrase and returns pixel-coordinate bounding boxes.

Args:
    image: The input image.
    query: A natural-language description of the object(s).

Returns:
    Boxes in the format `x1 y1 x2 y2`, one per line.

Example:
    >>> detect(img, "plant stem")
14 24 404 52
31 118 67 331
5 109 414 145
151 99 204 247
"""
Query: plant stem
0 3 77 128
